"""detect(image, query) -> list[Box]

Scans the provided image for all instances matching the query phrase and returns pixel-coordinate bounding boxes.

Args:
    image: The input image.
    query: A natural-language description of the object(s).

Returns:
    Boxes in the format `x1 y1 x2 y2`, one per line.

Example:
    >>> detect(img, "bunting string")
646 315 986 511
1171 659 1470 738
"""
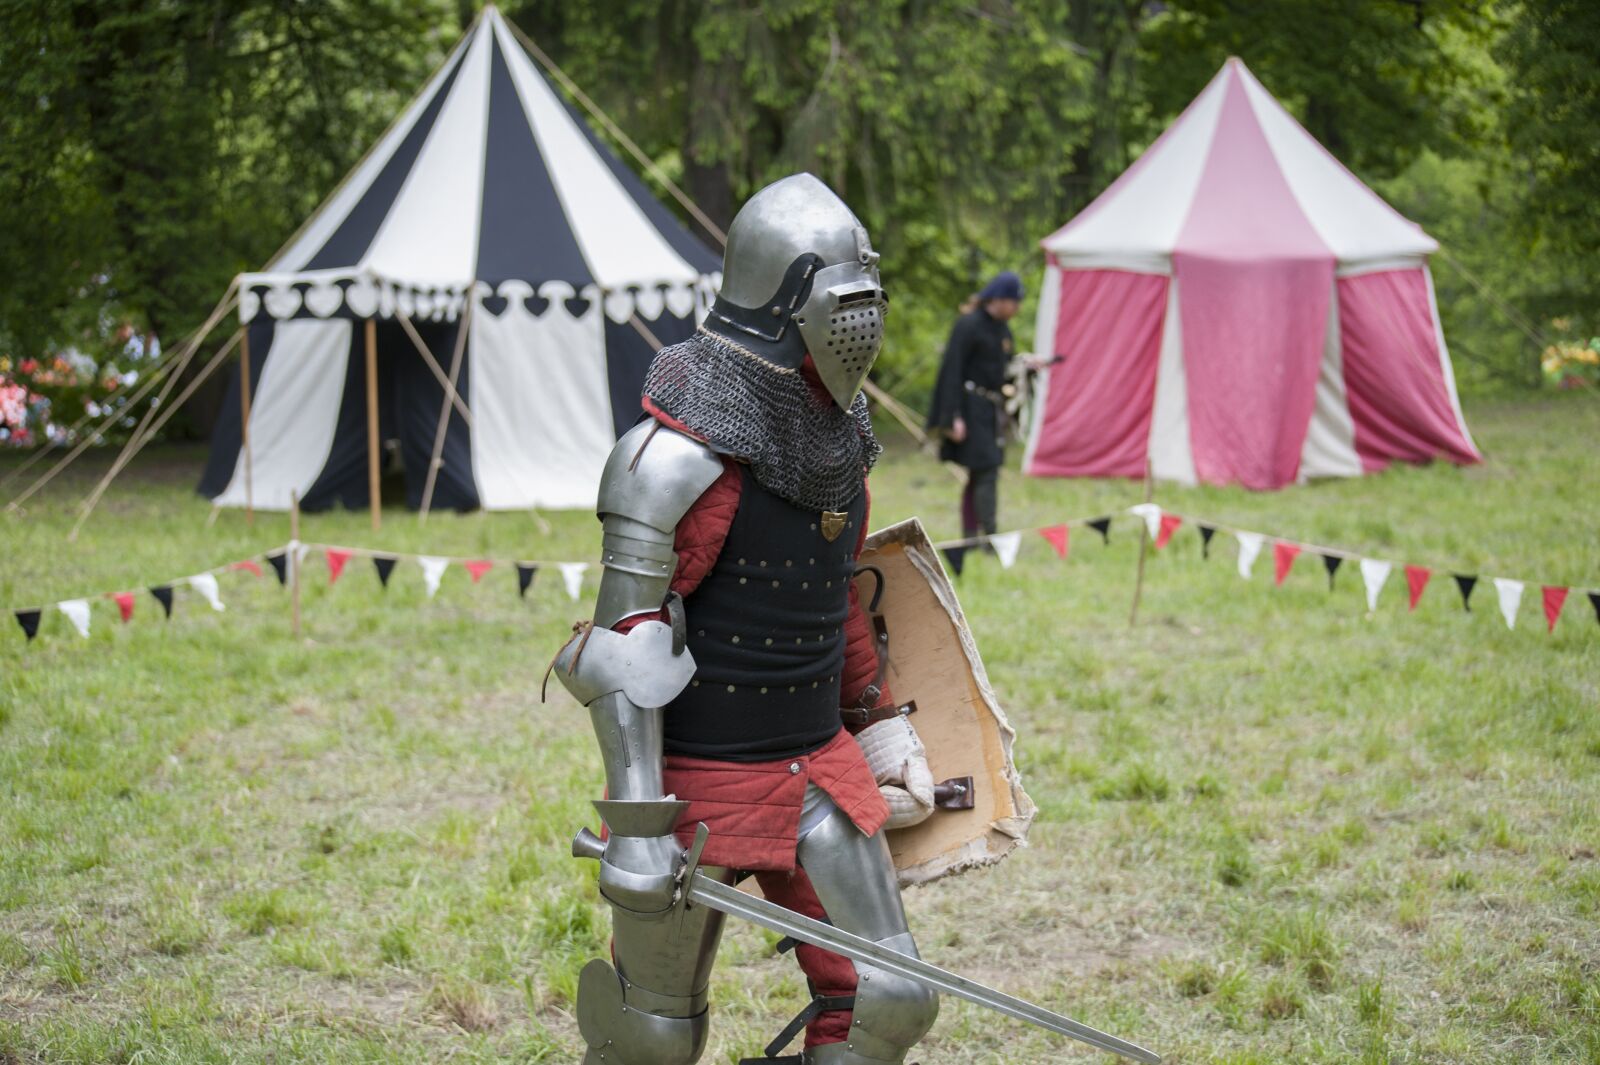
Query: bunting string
5 540 599 643
7 508 1596 644
931 503 1597 636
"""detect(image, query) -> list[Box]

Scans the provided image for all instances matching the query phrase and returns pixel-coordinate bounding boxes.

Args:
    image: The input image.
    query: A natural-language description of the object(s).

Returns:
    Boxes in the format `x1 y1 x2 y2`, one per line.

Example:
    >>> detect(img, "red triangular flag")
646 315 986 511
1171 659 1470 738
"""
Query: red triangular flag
1037 525 1069 559
326 548 351 585
1404 565 1432 611
1542 585 1568 633
1155 513 1183 550
231 560 263 578
464 560 494 584
112 592 135 623
1273 541 1301 585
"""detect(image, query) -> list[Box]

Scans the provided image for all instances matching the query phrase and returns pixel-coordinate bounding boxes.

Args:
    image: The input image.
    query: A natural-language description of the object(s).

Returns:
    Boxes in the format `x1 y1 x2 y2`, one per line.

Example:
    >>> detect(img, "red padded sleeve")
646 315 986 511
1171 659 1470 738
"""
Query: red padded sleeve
840 482 895 711
669 462 741 597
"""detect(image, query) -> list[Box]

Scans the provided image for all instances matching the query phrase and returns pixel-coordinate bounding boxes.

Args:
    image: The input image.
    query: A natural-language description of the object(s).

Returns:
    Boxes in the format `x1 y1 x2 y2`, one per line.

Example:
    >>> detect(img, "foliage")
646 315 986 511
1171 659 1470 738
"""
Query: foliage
1540 335 1599 390
0 0 1594 412
0 0 455 359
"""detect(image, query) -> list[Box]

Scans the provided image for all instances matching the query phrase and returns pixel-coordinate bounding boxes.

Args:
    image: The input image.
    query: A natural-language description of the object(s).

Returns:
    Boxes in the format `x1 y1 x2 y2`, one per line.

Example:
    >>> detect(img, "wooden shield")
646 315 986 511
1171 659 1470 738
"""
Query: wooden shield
860 517 1035 886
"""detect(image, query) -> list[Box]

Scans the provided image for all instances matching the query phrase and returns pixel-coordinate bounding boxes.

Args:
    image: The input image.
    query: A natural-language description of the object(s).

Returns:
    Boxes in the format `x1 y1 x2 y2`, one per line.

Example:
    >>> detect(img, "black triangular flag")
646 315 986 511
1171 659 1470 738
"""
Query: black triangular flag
1088 517 1112 545
1322 554 1342 590
149 585 174 618
1198 524 1216 558
266 551 288 586
942 546 967 577
1588 591 1599 626
14 609 41 641
1454 574 1478 612
373 556 397 588
516 563 538 599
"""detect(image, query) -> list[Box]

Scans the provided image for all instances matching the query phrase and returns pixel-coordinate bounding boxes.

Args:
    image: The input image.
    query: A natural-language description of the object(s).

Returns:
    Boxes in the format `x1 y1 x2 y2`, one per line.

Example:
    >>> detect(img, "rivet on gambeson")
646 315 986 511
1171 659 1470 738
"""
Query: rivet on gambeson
731 636 740 644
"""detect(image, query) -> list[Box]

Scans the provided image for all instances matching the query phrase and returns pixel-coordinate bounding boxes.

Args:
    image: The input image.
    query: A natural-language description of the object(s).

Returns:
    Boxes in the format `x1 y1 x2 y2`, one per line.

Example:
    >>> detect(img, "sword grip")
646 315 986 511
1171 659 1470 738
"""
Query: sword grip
571 827 606 861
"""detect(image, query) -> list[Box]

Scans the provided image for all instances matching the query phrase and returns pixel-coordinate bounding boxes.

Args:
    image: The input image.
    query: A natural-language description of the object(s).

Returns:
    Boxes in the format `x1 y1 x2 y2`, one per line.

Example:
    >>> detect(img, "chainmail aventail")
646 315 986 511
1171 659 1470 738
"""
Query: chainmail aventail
642 329 882 512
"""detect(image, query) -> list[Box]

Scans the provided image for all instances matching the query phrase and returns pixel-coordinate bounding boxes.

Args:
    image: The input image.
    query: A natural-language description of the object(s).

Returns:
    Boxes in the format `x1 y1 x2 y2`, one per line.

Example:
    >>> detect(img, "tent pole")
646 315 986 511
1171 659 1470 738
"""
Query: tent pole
240 328 254 525
417 299 474 523
396 311 474 427
365 318 381 531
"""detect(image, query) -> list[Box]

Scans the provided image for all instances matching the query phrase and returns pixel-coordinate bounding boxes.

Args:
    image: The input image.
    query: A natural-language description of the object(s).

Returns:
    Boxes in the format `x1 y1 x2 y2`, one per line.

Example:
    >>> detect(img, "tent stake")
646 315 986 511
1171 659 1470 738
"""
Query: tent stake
1128 460 1155 627
365 318 380 532
290 490 302 638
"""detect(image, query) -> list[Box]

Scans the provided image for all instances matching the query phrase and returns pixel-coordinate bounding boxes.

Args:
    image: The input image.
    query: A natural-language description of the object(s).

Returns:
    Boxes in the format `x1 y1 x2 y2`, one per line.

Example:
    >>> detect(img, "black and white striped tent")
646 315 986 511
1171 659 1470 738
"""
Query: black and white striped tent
200 6 719 512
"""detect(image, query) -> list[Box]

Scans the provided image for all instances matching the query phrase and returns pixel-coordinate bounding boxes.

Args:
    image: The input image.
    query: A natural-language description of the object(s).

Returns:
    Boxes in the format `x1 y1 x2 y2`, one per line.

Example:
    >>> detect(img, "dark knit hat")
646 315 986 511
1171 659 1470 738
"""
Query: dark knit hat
978 271 1024 302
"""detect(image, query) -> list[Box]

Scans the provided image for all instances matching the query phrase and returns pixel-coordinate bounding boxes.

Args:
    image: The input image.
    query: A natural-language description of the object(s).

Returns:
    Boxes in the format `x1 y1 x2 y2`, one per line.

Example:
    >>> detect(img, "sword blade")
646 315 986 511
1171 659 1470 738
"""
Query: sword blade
688 872 1161 1064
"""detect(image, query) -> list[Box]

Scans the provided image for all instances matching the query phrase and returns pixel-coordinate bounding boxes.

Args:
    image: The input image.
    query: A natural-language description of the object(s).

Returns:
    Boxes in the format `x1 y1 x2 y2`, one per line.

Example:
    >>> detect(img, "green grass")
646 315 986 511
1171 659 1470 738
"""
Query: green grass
1 393 1597 1063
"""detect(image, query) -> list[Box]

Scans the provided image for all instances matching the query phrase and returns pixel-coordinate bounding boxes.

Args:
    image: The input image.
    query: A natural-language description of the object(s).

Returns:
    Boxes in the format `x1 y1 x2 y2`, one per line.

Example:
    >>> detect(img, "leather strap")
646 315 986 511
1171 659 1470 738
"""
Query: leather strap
749 990 857 1061
839 700 915 727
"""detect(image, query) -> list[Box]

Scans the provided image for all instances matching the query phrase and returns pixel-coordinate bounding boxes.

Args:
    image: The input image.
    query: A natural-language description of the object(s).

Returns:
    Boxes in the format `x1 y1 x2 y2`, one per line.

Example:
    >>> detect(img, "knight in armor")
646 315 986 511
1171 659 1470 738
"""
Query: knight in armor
551 174 941 1064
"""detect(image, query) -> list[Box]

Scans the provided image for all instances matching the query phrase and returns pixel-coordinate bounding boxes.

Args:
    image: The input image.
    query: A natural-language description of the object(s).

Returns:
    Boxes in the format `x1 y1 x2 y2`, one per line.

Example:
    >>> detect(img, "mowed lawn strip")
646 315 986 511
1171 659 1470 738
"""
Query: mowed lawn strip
1 395 1596 1064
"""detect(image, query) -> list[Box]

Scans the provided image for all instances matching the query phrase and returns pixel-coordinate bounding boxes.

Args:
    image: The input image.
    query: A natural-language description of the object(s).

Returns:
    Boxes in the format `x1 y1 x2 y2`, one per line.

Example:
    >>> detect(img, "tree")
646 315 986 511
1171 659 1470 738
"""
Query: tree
0 1 451 368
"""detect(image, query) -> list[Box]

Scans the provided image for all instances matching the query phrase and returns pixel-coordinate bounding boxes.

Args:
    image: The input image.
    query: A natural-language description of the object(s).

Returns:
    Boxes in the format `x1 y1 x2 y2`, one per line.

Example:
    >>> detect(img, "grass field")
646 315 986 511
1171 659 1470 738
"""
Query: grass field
1 394 1596 1064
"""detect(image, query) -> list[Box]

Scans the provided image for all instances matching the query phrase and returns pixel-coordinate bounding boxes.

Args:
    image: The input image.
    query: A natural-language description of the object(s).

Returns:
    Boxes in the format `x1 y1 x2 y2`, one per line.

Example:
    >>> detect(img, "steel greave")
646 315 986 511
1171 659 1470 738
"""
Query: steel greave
795 805 939 1062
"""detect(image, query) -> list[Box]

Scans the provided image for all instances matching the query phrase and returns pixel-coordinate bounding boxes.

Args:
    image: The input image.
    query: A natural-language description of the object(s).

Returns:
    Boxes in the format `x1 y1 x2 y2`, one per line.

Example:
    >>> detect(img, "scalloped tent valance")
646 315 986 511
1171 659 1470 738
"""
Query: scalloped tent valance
236 273 721 325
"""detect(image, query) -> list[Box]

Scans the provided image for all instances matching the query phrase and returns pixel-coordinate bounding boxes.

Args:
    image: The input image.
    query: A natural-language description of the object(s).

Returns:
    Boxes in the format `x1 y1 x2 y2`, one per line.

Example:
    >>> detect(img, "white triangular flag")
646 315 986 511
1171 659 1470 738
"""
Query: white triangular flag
1128 503 1162 541
419 556 449 598
559 562 589 601
1493 577 1523 630
1359 559 1392 613
58 598 91 638
1235 532 1264 579
990 531 1023 569
188 573 225 612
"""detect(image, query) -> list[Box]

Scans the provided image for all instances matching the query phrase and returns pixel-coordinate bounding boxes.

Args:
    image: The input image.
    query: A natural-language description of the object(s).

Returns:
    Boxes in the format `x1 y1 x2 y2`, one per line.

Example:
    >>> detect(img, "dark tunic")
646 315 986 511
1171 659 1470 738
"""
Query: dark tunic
663 465 868 762
927 307 1013 471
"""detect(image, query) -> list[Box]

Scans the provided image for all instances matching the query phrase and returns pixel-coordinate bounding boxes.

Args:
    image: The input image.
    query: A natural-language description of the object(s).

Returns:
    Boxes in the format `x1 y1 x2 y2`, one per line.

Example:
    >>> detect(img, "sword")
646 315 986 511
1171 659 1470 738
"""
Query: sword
573 823 1161 1064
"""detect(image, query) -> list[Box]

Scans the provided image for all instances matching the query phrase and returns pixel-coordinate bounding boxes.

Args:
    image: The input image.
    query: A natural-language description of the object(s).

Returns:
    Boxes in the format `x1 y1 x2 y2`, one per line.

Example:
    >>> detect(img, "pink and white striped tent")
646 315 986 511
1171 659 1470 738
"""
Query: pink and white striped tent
1024 58 1479 489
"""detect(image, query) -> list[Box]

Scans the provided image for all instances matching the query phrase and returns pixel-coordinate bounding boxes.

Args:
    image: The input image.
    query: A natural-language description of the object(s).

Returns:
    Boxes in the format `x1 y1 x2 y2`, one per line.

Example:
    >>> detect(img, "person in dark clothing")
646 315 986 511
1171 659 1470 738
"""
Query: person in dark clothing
927 271 1024 541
